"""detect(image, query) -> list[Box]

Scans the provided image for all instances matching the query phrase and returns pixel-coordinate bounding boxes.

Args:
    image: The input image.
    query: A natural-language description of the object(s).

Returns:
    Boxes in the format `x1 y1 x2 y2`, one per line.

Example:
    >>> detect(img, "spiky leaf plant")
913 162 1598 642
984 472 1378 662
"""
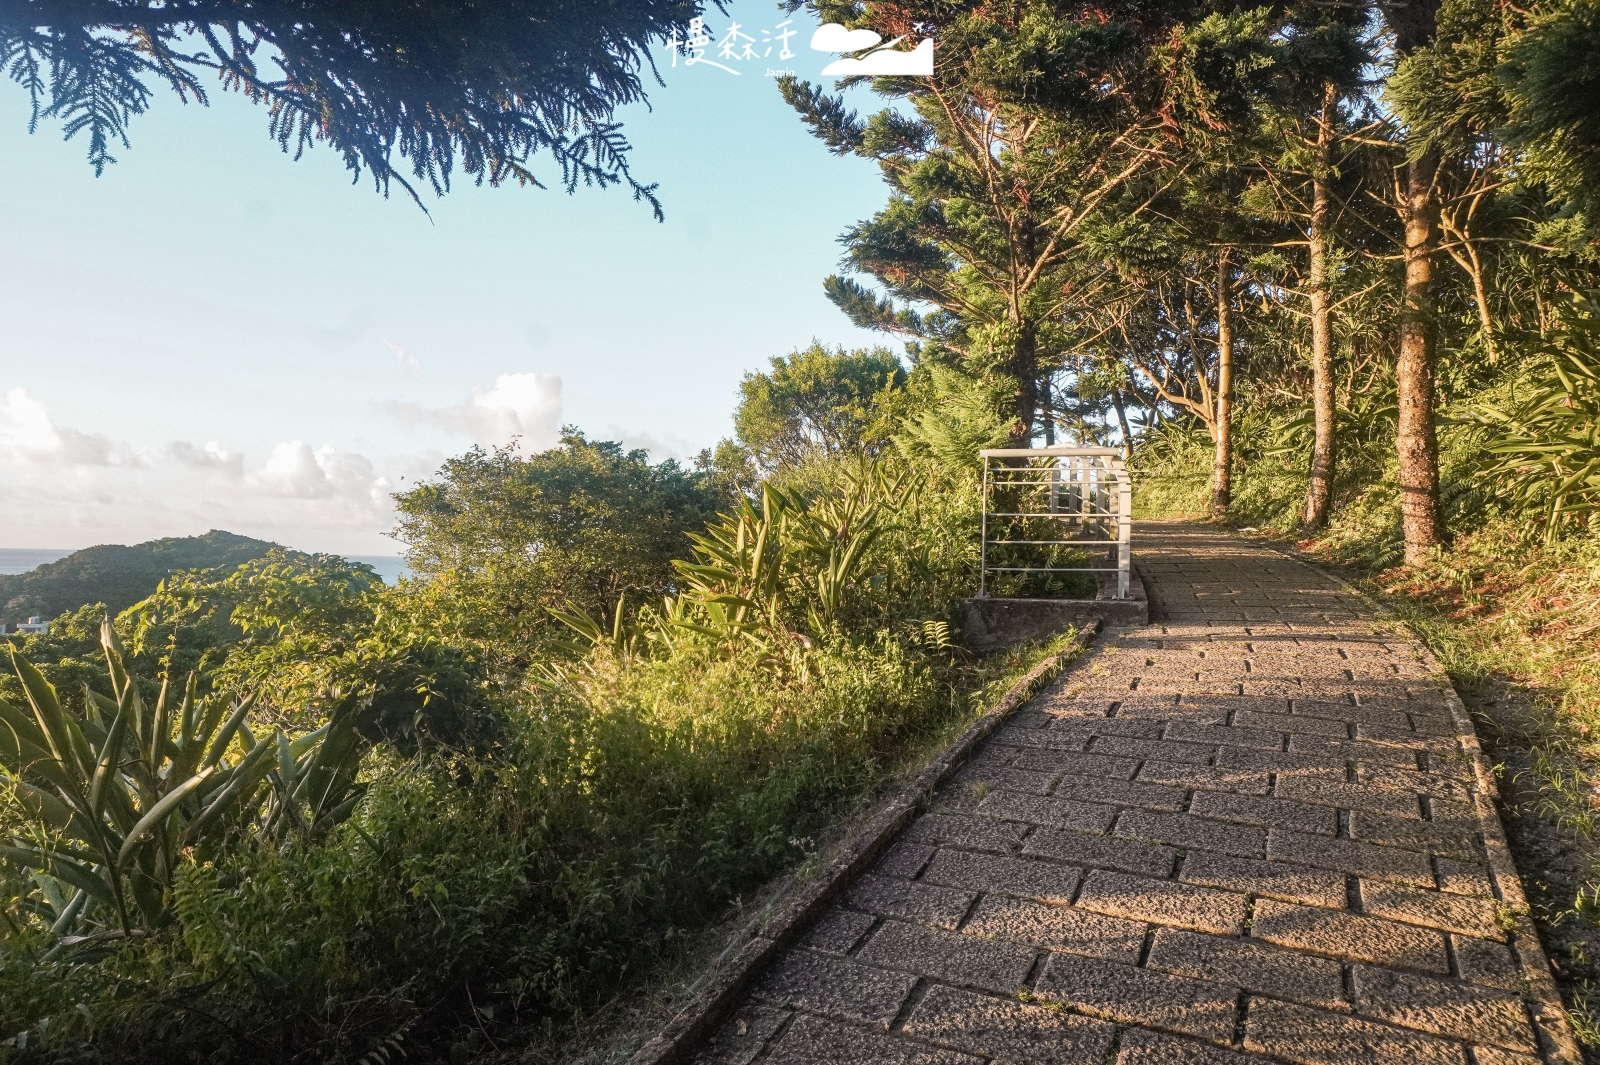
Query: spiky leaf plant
0 620 368 945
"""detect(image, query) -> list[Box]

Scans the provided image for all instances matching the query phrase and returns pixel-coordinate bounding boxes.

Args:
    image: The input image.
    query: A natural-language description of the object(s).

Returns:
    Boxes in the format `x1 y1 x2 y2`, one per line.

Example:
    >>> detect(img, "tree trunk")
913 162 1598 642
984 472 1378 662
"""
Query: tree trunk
1389 0 1445 566
1112 387 1133 459
1211 249 1234 517
1465 243 1498 365
1397 149 1443 564
1007 327 1040 448
1447 224 1499 365
1303 81 1338 532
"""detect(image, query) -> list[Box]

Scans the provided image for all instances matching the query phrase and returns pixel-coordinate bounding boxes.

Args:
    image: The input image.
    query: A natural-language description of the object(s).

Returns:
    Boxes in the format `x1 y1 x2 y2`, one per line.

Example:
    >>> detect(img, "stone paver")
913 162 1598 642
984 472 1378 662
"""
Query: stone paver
918 848 1082 904
1179 851 1348 908
1147 927 1346 1009
1036 952 1240 1042
903 985 1114 1064
686 524 1560 1065
961 892 1144 960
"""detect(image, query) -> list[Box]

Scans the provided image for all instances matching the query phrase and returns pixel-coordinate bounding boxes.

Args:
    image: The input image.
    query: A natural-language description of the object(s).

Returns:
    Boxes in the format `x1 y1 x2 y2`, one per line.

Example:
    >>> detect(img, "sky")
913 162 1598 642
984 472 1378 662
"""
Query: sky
0 4 895 554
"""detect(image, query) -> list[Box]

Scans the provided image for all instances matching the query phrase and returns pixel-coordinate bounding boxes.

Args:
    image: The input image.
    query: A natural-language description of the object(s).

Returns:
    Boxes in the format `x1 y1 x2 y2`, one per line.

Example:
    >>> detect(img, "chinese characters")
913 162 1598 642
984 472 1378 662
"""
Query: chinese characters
663 18 795 74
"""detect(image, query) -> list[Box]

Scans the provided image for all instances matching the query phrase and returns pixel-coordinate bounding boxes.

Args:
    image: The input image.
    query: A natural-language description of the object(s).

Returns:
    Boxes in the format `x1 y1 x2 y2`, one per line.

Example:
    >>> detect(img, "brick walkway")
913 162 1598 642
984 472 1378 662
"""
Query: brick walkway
689 523 1571 1065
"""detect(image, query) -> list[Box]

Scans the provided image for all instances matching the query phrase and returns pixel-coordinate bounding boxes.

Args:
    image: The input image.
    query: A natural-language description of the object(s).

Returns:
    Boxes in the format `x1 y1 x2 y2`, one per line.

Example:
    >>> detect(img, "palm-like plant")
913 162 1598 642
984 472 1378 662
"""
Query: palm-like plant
671 468 911 644
670 484 800 650
1 621 368 943
1474 294 1600 538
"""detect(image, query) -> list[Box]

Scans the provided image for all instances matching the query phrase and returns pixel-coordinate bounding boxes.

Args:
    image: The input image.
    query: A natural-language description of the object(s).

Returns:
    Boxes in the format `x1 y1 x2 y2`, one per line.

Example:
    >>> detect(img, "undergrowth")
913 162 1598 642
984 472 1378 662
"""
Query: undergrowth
0 623 1063 1065
490 628 1086 1065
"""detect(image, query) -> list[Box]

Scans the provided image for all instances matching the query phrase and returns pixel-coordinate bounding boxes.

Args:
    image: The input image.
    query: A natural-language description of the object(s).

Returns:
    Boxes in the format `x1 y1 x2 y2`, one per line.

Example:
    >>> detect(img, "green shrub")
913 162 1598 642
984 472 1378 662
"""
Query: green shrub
0 623 367 946
1473 294 1600 538
1 630 971 1063
391 431 722 662
1131 387 1505 572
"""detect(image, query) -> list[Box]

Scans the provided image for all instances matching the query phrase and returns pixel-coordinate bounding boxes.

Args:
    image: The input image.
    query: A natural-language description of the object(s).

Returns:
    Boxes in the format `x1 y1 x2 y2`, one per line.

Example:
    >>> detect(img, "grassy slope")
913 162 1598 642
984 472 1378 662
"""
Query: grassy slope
1134 441 1600 1053
1361 529 1600 1047
486 630 1091 1065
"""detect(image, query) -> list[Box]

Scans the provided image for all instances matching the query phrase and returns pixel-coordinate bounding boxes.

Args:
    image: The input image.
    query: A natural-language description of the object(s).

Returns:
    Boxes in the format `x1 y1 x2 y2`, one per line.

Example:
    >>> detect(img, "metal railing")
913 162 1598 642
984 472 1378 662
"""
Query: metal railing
978 446 1132 599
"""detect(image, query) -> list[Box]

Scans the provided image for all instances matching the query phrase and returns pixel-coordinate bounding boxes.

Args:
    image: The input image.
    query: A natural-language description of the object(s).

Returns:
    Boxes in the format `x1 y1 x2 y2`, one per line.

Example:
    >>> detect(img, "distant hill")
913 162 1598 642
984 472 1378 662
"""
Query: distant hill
0 530 281 624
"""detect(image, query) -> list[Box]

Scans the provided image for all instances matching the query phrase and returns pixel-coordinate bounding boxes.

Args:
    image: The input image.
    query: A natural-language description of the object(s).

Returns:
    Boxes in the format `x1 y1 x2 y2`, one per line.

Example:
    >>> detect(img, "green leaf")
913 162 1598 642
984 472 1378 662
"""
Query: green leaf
184 736 274 844
276 730 296 788
0 843 112 902
88 704 132 825
9 647 92 783
287 723 330 761
202 693 256 769
0 697 64 785
13 782 87 838
116 769 213 869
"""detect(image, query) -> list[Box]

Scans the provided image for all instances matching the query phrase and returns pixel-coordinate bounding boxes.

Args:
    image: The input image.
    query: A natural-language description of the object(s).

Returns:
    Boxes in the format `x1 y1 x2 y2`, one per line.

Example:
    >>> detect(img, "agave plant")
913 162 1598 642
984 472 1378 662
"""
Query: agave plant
0 621 369 942
671 483 797 649
786 465 911 629
548 591 648 658
552 465 915 663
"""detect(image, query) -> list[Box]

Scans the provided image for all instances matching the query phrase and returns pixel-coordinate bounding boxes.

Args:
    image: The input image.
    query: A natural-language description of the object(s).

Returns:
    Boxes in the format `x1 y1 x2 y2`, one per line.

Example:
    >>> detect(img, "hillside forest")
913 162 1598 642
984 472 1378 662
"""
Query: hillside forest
6 0 1600 1062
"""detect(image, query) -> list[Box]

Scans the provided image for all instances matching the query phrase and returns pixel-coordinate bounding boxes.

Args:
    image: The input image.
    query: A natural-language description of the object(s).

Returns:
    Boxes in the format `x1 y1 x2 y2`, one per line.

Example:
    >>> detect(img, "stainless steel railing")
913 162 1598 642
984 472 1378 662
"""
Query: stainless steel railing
978 446 1132 599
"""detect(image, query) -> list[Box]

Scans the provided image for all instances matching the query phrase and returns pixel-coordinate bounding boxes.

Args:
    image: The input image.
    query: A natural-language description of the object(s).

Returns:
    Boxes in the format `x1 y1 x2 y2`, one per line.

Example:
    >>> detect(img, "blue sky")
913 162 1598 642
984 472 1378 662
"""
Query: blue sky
0 3 892 554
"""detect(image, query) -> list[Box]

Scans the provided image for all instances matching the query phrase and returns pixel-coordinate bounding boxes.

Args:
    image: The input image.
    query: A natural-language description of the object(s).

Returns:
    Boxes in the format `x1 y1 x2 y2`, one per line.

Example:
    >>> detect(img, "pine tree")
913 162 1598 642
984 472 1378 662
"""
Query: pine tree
1500 0 1600 226
778 0 1280 450
1238 11 1376 529
1387 0 1450 564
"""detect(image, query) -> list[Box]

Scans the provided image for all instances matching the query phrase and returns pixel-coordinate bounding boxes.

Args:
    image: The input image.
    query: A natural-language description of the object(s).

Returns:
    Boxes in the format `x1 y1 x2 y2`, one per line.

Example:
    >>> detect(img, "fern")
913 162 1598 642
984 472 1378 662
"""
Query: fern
894 364 1012 469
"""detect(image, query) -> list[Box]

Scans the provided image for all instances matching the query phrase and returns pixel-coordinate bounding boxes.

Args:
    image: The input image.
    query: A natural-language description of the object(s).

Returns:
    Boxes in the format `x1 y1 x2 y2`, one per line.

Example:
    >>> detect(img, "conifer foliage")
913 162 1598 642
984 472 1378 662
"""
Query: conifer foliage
0 0 712 213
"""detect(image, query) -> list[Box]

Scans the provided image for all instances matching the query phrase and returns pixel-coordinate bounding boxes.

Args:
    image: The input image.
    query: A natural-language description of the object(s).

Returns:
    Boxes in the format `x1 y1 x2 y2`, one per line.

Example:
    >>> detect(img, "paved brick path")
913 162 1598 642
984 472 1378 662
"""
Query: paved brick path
690 523 1570 1065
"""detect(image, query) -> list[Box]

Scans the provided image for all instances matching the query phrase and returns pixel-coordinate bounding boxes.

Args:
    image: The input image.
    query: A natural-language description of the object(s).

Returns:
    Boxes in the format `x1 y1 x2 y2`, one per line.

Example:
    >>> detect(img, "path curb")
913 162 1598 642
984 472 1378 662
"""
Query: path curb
625 619 1104 1065
1233 528 1583 1064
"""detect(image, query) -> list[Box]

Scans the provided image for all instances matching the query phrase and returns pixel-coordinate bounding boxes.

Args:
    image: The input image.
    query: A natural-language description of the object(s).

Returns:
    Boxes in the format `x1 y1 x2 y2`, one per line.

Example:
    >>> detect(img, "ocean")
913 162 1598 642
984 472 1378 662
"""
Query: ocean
0 549 73 575
0 549 410 584
348 556 410 584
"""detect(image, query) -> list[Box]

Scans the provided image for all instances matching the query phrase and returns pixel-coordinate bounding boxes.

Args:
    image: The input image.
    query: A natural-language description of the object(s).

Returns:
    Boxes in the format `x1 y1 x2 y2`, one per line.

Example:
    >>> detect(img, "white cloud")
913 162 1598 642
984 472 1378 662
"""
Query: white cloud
385 339 422 371
249 440 392 507
0 388 144 467
0 406 399 553
168 439 245 477
387 372 563 452
469 373 563 448
604 427 702 463
0 460 400 555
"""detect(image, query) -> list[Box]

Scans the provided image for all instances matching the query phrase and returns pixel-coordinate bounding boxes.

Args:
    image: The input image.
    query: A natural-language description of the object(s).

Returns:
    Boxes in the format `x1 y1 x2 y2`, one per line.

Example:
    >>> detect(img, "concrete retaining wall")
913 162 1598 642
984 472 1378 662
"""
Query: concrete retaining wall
957 570 1148 650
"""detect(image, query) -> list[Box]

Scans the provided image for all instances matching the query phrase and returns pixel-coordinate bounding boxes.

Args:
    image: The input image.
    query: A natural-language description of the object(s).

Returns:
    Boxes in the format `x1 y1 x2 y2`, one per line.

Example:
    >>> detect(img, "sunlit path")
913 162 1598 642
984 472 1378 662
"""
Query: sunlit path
675 522 1576 1065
